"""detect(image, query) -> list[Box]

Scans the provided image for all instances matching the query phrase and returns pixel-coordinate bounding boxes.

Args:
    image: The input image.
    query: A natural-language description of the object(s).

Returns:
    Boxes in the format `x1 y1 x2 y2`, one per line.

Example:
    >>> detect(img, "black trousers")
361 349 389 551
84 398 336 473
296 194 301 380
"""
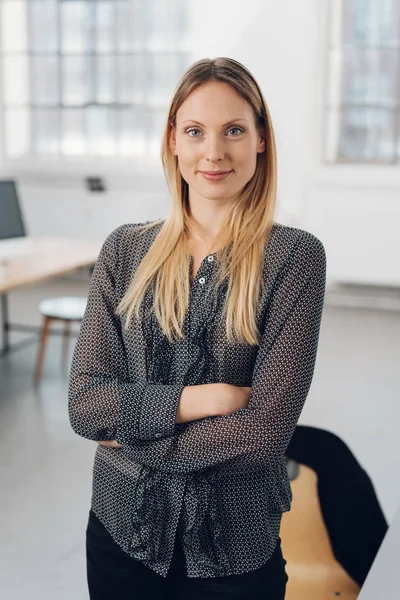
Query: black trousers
86 509 288 599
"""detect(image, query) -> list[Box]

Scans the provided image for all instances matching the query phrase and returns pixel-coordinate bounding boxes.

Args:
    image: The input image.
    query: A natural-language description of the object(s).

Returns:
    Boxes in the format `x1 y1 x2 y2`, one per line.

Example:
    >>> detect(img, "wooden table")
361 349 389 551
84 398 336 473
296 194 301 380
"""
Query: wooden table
0 236 101 357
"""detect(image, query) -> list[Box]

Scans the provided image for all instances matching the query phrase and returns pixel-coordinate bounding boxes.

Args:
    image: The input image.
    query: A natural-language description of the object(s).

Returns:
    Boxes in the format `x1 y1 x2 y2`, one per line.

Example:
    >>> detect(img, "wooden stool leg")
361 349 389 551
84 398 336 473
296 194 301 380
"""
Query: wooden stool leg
34 316 53 385
62 319 71 368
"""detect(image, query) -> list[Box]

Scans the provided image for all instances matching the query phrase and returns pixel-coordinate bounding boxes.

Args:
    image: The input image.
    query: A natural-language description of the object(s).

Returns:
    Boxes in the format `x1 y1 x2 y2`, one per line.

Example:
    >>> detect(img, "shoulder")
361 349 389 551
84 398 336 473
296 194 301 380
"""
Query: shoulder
268 222 325 264
270 222 324 250
100 219 165 257
262 223 326 287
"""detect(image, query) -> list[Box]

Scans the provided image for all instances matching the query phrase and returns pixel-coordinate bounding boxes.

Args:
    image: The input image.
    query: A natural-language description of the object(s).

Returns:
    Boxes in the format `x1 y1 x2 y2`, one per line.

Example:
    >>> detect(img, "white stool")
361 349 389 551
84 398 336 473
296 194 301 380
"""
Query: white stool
34 296 87 384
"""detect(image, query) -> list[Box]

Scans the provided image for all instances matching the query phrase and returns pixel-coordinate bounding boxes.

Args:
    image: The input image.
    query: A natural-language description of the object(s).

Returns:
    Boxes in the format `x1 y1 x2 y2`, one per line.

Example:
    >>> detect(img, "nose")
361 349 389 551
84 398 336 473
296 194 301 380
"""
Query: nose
204 135 225 162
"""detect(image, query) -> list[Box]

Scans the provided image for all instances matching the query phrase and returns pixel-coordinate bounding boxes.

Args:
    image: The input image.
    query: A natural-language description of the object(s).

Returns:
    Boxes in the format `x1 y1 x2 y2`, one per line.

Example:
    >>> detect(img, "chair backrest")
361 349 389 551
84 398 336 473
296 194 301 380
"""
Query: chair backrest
280 464 360 600
358 503 399 600
0 180 26 240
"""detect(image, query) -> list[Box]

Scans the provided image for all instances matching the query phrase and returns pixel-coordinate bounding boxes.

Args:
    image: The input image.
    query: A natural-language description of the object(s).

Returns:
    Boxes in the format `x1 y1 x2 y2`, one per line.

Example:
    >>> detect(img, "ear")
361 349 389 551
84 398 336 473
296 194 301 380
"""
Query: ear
258 136 266 153
169 123 177 154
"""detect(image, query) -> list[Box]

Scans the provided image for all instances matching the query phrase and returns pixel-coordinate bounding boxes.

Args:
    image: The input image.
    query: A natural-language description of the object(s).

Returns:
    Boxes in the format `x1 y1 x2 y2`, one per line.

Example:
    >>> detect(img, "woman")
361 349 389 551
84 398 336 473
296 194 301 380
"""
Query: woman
68 56 326 599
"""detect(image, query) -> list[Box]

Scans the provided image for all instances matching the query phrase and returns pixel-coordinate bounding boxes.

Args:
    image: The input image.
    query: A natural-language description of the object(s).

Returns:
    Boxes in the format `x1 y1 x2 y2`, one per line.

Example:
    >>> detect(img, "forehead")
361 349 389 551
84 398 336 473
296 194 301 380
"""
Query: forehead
176 81 253 124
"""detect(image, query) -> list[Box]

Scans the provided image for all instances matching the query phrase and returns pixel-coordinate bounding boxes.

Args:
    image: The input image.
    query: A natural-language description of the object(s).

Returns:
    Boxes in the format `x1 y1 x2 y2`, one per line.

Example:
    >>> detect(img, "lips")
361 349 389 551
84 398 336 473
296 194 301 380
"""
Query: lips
200 171 232 175
199 170 233 182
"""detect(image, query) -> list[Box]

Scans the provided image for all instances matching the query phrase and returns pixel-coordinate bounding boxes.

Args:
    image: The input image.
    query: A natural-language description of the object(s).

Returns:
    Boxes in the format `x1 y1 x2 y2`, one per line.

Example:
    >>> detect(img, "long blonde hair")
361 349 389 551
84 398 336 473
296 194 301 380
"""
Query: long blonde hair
116 57 277 346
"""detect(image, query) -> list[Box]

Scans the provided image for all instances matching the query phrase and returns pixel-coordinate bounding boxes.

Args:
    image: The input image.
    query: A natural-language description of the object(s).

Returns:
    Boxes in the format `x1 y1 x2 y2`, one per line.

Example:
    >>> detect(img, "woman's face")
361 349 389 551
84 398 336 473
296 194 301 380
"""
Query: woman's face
170 81 265 204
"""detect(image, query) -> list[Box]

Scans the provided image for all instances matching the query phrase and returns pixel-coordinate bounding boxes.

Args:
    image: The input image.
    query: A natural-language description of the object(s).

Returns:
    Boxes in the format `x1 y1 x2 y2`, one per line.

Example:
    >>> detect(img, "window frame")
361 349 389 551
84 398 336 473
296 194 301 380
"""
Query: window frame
323 0 400 166
0 0 193 180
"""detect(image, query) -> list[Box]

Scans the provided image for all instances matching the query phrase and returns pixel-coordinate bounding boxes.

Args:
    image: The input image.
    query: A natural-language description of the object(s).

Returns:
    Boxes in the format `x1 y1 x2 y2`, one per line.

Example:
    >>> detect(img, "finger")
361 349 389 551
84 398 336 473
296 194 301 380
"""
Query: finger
98 441 123 448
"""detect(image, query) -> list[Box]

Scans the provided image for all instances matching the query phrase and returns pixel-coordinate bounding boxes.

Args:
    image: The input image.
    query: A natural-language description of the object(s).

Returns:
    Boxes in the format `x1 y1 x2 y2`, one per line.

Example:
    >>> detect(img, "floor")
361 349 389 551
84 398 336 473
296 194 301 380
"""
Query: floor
0 275 399 599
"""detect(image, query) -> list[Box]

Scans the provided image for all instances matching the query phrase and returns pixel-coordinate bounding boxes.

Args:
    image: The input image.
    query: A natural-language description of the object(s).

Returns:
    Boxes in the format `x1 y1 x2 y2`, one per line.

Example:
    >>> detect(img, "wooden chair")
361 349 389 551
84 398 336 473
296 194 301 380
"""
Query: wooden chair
34 296 87 384
281 463 361 600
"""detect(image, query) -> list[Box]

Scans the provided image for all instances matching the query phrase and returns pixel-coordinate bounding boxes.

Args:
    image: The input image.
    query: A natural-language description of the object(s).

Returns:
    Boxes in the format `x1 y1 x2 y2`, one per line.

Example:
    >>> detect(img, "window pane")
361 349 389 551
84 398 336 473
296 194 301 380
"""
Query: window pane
4 108 30 158
375 109 397 161
96 55 116 103
86 106 116 155
145 0 175 51
94 1 115 52
60 0 92 53
174 0 192 51
178 52 192 81
338 107 395 162
0 0 28 53
342 0 377 46
32 108 60 155
342 0 400 46
117 107 147 156
342 48 399 106
61 108 87 155
117 54 146 103
2 56 29 105
115 0 146 51
148 108 165 156
147 53 181 106
31 57 59 105
29 1 58 52
62 56 91 105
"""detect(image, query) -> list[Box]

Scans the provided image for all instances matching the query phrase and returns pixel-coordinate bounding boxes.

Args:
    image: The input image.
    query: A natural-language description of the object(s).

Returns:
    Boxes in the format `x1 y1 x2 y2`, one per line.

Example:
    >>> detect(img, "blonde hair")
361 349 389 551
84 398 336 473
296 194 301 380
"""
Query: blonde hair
116 57 277 346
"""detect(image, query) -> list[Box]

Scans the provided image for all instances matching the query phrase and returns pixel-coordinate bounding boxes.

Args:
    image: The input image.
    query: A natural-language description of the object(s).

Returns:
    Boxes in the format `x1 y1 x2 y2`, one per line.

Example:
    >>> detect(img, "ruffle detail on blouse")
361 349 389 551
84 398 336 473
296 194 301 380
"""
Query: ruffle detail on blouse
129 467 166 561
138 265 232 569
128 466 232 572
141 269 229 387
140 281 176 385
181 470 232 574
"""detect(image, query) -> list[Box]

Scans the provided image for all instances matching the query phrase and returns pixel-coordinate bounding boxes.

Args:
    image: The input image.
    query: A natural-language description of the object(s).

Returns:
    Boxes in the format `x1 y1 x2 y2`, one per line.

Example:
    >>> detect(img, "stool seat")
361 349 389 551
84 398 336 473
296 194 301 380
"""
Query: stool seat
39 296 87 321
34 295 87 384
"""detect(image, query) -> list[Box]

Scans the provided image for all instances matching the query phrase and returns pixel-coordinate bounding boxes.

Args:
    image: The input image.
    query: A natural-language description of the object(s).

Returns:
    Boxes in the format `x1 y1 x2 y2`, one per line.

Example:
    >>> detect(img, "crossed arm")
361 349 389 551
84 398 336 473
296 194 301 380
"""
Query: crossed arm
68 226 326 474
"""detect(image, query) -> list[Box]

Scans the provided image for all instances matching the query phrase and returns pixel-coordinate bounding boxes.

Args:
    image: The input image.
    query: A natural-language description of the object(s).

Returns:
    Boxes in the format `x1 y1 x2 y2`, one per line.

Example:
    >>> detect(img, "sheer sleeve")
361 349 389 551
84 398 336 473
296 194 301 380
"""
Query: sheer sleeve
118 231 327 474
68 226 185 442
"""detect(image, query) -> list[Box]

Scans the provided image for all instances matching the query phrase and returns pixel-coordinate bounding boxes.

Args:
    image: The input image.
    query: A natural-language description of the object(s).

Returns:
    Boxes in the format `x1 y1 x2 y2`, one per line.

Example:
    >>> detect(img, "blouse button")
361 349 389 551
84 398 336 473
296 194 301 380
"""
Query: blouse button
207 255 214 262
155 432 162 438
199 277 206 284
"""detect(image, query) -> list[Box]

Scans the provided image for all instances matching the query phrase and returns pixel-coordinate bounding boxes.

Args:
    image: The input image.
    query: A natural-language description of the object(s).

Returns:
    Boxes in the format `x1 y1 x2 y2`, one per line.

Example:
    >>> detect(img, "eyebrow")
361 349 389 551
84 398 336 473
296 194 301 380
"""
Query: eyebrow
181 118 248 127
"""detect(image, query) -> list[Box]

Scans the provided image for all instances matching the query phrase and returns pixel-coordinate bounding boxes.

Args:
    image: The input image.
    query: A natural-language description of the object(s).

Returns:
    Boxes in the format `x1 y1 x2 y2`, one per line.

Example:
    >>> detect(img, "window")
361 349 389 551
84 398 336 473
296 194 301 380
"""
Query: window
325 0 400 164
0 0 193 161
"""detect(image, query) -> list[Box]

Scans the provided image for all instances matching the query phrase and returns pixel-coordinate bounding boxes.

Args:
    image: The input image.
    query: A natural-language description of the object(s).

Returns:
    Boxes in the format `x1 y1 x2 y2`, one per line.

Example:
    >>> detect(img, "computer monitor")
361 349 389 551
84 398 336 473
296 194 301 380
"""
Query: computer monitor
0 180 26 240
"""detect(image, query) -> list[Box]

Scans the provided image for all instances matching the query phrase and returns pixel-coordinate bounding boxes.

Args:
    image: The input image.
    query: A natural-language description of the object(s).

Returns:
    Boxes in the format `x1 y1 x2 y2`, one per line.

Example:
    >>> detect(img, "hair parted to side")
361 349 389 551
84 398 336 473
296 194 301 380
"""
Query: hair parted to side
116 56 277 346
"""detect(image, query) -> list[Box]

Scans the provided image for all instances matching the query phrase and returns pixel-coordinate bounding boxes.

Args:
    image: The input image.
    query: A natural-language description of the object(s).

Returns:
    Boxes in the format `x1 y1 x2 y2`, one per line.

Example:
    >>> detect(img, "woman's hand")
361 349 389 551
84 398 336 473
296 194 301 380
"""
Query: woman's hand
97 440 123 448
214 384 252 416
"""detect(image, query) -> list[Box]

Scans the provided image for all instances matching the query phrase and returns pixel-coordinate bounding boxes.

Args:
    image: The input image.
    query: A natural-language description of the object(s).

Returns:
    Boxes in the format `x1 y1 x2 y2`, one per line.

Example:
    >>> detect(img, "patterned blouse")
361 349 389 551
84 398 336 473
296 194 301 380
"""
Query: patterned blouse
68 218 326 578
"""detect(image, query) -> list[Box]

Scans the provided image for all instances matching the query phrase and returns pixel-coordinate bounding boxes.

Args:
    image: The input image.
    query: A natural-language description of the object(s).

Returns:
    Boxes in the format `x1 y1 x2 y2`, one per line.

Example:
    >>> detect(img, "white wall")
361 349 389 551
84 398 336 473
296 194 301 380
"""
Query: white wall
1 0 399 286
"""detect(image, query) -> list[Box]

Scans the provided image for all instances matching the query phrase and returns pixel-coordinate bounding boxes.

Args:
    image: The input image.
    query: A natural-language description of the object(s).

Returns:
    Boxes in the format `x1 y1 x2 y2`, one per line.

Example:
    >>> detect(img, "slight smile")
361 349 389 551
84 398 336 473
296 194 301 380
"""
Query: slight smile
199 170 233 182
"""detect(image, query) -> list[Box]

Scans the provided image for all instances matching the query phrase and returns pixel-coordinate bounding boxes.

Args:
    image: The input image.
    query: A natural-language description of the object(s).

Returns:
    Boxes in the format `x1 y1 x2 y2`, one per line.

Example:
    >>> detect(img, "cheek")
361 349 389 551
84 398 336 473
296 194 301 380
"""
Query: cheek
227 141 251 162
181 145 200 161
177 148 199 170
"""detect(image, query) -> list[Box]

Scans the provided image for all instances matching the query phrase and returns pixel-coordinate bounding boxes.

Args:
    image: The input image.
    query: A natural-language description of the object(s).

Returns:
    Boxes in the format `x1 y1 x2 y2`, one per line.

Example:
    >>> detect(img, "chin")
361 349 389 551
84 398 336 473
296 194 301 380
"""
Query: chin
200 186 231 196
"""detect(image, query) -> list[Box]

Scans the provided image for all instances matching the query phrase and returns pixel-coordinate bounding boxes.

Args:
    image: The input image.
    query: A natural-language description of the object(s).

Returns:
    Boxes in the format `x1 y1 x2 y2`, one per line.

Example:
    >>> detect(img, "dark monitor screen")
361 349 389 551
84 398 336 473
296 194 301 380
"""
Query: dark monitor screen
0 180 26 240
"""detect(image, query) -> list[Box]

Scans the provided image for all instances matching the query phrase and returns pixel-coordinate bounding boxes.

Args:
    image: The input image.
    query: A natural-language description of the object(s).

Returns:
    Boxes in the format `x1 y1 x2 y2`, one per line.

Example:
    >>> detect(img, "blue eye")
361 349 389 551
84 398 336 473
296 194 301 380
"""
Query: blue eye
187 128 201 137
227 127 244 136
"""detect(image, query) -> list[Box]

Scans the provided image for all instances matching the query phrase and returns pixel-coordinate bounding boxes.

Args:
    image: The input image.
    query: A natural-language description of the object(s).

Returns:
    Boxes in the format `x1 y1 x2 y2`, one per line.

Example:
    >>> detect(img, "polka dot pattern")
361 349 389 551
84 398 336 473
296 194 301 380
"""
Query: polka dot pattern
68 219 326 578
